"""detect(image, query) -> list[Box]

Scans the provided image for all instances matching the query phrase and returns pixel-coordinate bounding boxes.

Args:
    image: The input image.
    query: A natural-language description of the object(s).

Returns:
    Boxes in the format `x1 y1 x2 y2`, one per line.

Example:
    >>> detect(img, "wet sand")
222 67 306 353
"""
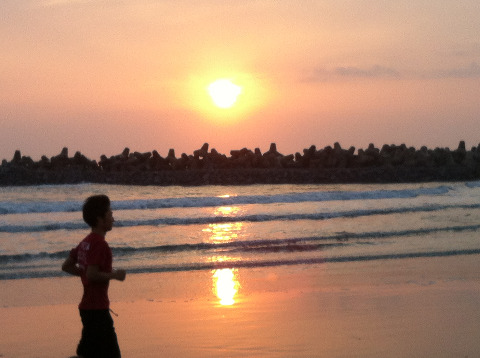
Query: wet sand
1 255 480 357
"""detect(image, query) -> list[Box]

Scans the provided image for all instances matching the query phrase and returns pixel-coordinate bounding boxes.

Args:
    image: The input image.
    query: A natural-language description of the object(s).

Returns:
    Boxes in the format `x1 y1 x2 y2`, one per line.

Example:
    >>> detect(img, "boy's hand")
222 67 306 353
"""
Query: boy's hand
114 269 126 281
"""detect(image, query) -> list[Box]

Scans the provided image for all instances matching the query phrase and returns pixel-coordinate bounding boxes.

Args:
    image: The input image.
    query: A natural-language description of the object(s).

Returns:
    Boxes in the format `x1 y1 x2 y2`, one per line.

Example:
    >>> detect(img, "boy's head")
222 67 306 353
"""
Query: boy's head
82 195 111 228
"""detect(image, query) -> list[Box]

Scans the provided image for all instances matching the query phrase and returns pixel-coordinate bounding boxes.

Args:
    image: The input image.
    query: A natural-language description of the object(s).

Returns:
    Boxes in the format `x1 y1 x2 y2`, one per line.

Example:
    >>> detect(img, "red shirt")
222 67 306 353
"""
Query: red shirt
69 232 112 310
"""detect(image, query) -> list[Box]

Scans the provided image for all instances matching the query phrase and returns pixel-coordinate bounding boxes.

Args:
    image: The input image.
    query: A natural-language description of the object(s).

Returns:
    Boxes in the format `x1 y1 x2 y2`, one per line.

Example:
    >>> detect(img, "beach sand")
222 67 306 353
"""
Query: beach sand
1 255 480 358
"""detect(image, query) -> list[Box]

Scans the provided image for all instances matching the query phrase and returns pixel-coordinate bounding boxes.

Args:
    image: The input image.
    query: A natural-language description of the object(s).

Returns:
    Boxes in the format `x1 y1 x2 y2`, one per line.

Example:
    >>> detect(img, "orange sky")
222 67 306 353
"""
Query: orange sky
1 0 480 161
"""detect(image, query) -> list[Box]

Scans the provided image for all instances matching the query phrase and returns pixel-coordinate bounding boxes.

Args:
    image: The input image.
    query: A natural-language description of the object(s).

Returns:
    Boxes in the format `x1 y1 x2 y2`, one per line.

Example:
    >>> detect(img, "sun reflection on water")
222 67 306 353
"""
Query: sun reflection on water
205 203 243 305
202 220 242 244
212 268 240 306
213 205 240 216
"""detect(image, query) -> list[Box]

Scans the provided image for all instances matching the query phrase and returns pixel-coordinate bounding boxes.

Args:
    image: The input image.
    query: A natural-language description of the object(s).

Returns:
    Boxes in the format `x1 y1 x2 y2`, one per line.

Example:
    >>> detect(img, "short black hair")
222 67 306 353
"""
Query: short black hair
82 195 111 228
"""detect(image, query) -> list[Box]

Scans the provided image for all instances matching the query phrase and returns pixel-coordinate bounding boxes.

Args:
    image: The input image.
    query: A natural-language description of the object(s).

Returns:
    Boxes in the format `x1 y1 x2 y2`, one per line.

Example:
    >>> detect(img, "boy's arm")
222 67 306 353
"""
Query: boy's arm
86 265 126 283
62 256 82 276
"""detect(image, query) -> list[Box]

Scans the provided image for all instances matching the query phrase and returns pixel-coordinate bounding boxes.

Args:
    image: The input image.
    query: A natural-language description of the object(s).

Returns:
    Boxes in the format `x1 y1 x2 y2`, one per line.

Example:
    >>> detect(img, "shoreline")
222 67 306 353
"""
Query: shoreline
2 254 480 357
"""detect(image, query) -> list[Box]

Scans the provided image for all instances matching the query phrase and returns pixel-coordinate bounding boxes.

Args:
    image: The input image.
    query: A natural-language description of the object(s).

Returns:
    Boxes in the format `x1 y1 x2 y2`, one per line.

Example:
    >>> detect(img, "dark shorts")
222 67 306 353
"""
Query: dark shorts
77 309 121 358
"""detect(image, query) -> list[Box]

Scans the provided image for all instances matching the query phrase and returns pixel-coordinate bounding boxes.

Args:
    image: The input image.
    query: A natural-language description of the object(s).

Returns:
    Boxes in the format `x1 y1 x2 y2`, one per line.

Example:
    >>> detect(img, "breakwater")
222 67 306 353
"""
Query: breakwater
1 142 479 186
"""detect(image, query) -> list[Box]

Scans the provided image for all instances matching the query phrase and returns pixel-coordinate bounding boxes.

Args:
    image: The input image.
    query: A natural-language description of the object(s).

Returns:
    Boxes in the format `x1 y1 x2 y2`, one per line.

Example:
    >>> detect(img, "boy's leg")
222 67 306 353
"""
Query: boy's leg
102 310 121 358
77 310 121 358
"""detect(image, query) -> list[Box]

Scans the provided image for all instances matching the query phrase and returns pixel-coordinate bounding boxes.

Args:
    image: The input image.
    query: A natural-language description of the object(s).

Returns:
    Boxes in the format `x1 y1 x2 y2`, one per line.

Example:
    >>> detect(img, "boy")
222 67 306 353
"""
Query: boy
62 195 126 358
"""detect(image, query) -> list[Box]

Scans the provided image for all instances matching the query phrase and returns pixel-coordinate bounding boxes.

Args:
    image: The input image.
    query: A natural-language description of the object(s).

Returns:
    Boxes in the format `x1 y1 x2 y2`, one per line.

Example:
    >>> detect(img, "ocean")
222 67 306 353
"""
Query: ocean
1 181 480 281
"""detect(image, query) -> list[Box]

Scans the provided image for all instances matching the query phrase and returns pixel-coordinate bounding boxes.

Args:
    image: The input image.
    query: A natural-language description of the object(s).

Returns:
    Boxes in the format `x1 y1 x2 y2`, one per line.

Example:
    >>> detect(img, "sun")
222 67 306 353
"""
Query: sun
208 79 242 109
180 71 271 120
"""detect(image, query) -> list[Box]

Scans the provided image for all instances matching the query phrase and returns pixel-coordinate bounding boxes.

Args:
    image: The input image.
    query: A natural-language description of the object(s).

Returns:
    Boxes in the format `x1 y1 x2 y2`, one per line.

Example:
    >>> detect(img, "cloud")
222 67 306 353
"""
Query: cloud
302 65 401 83
432 62 480 79
335 65 401 78
303 62 480 83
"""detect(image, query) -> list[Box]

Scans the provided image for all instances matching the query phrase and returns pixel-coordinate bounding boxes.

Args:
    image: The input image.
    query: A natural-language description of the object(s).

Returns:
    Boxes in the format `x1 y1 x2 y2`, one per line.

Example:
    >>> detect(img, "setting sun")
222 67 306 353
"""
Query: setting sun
182 71 271 121
208 79 242 109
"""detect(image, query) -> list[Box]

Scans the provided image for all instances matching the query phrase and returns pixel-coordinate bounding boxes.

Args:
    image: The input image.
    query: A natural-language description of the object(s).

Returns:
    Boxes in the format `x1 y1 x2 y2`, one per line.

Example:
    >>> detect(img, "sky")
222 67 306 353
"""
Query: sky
1 0 480 161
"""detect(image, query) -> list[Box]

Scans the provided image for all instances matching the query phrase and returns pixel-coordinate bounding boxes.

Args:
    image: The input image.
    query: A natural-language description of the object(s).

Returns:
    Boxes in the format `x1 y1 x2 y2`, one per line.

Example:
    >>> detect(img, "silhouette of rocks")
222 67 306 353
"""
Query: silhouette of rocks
1 141 480 186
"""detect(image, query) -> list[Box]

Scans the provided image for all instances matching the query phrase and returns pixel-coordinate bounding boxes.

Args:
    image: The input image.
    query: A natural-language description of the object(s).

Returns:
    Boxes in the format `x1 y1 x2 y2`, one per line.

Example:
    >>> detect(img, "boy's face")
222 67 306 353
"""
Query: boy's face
99 207 114 232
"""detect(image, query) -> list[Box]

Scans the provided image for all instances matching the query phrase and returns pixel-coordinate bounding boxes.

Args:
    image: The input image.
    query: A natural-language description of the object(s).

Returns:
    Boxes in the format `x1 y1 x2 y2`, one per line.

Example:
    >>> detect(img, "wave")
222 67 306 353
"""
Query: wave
0 185 452 215
3 223 480 264
465 181 480 188
80 222 480 253
128 248 480 273
2 201 479 233
2 248 480 280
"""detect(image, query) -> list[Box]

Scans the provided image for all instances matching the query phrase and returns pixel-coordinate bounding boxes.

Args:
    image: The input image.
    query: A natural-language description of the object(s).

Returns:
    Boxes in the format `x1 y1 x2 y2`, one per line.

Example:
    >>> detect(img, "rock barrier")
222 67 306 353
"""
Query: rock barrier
1 141 479 186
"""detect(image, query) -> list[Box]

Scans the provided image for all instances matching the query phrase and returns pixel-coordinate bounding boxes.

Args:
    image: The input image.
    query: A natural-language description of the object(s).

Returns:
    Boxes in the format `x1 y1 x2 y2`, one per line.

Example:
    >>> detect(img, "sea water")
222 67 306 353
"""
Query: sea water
1 181 480 280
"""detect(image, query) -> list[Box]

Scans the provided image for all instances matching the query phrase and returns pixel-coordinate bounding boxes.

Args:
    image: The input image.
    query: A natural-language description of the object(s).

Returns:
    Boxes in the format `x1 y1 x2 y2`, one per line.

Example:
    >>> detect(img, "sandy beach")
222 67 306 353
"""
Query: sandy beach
1 254 480 358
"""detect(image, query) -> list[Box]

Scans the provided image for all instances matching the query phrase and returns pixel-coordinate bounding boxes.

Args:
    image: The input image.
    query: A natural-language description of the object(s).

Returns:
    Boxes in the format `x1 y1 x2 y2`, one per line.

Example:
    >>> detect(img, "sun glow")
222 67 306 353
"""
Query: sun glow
208 79 242 108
